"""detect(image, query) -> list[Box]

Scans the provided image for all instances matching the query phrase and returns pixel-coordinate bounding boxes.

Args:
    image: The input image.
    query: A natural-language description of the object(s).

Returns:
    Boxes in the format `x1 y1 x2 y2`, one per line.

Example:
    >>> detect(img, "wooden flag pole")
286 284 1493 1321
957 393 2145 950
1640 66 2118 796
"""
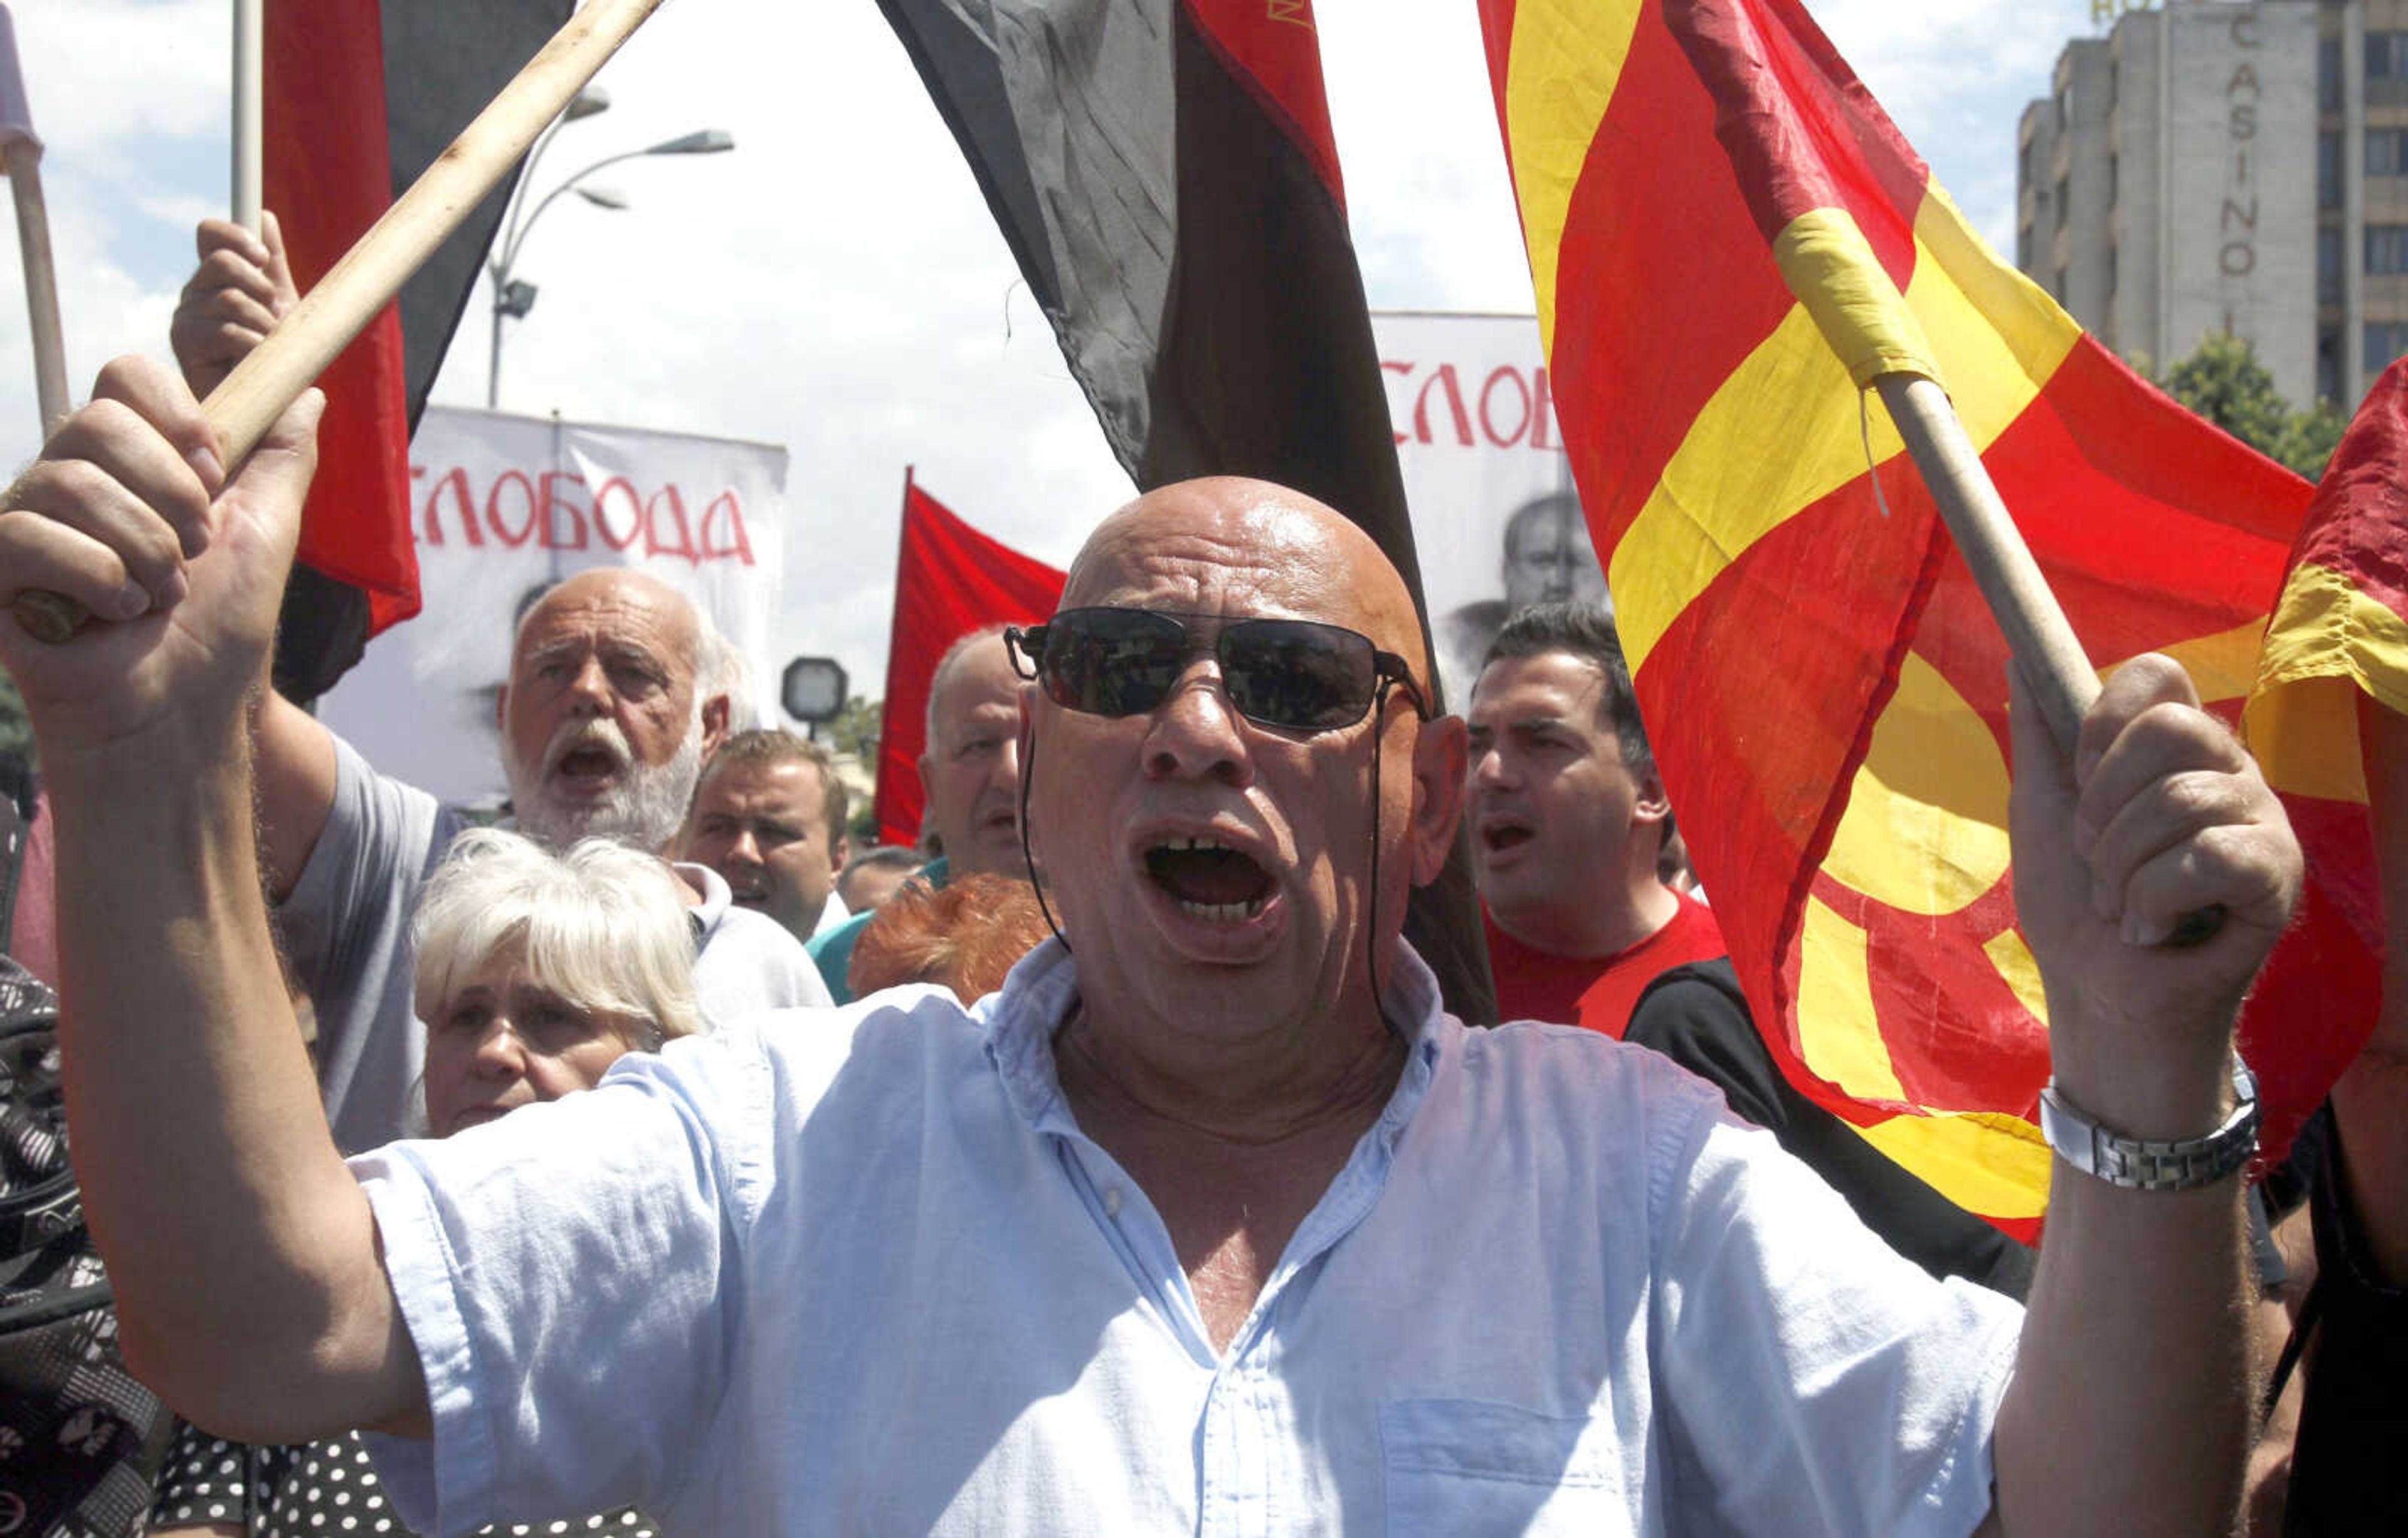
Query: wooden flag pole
9 0 672 644
1872 372 2100 757
4 139 66 438
230 0 263 234
1876 372 2224 944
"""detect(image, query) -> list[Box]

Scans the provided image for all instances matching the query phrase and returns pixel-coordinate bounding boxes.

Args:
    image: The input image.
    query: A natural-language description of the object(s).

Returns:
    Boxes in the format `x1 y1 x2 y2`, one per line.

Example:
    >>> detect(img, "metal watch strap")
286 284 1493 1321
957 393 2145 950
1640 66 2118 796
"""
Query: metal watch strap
2038 1056 2260 1192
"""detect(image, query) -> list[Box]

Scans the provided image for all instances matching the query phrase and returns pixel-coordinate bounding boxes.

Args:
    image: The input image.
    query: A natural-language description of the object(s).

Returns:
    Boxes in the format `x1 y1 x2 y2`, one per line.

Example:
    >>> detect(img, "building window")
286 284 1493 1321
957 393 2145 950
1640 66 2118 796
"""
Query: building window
2107 244 2118 297
2323 38 2344 113
2055 173 2071 220
2054 265 2069 303
2108 154 2120 208
2373 127 2408 177
2373 33 2408 105
2367 224 2408 274
2018 225 2034 271
2321 227 2345 304
2365 320 2408 370
2323 132 2345 206
2320 326 2342 404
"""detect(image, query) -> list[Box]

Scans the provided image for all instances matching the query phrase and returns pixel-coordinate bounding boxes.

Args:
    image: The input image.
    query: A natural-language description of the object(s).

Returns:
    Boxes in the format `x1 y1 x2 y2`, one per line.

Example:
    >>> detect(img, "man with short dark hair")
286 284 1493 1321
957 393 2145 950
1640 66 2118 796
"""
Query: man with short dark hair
1469 602 1714 1029
1469 601 2034 1294
679 729 854 942
7 385 2303 1533
835 845 922 915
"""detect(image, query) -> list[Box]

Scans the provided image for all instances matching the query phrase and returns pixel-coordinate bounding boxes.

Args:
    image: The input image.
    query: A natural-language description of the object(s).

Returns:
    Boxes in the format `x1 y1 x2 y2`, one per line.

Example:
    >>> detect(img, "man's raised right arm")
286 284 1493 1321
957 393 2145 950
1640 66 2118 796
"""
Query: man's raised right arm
0 359 427 1440
170 214 335 900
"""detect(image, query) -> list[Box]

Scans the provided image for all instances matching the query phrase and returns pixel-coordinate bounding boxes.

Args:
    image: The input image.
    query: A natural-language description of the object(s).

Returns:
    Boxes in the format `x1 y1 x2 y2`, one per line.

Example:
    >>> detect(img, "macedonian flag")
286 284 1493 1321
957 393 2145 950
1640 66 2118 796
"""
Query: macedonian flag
1479 0 2371 1236
2242 361 2403 1068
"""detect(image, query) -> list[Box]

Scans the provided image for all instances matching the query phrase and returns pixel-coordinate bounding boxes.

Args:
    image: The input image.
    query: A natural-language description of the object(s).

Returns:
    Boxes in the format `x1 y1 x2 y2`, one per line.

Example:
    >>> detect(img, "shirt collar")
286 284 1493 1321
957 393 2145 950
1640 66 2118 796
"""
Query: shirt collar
674 860 731 947
976 938 1449 1144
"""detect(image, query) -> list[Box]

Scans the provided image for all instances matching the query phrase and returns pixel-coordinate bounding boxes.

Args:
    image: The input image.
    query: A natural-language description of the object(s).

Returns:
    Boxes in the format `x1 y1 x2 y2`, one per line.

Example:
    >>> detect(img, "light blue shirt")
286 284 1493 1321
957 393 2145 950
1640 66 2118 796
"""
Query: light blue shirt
354 940 2020 1536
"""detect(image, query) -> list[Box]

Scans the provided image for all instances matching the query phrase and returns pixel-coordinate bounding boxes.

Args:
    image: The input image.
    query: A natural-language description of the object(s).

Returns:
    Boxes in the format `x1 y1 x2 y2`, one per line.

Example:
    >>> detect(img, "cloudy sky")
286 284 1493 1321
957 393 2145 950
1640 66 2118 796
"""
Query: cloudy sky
0 0 2113 704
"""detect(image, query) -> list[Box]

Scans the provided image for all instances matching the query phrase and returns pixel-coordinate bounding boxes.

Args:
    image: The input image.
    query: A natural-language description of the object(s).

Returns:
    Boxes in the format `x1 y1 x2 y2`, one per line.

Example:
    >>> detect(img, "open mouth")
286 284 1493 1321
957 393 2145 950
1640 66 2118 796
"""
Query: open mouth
553 744 623 784
1479 818 1537 856
1143 835 1275 924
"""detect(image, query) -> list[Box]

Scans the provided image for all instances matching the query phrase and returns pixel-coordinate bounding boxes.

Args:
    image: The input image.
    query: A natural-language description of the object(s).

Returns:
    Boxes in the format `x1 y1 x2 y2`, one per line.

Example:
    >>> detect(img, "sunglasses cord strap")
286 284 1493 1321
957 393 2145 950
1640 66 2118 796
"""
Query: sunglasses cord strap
1366 682 1396 1041
1020 721 1072 956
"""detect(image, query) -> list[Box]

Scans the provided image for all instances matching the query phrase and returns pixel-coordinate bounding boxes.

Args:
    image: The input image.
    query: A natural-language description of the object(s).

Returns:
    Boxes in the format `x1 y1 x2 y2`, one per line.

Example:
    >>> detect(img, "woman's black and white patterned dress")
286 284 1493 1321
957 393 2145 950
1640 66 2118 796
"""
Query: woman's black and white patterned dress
148 1420 656 1537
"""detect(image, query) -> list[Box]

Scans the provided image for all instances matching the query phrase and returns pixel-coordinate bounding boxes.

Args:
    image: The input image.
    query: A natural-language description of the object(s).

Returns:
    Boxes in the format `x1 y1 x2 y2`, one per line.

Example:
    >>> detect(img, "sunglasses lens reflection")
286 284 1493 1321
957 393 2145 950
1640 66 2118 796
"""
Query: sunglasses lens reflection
1036 609 1384 732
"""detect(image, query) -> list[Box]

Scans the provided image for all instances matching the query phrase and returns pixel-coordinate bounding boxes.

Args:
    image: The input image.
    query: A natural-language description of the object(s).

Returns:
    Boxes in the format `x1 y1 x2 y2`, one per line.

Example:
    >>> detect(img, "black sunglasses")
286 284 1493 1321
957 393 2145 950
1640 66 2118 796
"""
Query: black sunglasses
1006 607 1430 733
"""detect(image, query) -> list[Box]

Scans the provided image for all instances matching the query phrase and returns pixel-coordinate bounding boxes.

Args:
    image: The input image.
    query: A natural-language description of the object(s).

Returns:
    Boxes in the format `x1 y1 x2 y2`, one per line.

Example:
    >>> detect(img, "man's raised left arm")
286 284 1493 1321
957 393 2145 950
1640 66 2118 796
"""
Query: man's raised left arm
1986 655 2303 1536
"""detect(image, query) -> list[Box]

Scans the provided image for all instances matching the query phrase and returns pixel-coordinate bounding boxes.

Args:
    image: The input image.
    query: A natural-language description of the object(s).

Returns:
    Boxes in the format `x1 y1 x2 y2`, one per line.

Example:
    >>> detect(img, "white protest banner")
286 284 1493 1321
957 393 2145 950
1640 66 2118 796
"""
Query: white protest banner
1371 311 1598 708
319 404 788 808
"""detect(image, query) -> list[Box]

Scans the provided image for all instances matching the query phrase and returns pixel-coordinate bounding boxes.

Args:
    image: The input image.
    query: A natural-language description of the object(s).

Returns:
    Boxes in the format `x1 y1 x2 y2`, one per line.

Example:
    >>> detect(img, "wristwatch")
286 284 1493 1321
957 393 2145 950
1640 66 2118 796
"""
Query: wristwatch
2038 1055 2259 1192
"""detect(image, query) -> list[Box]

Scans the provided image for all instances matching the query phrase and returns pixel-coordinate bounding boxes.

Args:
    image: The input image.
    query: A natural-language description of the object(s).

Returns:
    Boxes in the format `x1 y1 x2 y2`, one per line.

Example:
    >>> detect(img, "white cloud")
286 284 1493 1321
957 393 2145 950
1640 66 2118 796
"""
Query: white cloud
0 0 2103 703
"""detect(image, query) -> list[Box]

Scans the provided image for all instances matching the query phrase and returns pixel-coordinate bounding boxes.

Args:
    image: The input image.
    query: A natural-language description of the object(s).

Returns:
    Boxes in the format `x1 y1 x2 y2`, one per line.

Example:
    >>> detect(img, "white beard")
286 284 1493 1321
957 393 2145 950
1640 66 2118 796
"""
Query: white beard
504 715 704 853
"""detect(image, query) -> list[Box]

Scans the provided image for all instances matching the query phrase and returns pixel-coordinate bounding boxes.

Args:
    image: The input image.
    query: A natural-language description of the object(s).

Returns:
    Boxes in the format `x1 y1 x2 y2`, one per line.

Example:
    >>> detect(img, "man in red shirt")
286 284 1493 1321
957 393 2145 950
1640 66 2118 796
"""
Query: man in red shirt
1467 603 1722 1033
1467 603 2032 1295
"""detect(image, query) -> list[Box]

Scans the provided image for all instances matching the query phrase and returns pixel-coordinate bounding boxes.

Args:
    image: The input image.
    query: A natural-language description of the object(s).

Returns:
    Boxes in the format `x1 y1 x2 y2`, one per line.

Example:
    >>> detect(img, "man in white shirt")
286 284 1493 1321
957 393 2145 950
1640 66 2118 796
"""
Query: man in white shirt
677 728 858 942
6 366 2299 1534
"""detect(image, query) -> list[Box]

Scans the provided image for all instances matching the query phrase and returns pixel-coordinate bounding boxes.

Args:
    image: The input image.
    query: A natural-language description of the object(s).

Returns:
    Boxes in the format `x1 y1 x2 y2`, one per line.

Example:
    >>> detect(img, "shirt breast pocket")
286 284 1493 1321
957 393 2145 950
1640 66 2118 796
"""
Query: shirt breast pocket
1379 1397 1635 1537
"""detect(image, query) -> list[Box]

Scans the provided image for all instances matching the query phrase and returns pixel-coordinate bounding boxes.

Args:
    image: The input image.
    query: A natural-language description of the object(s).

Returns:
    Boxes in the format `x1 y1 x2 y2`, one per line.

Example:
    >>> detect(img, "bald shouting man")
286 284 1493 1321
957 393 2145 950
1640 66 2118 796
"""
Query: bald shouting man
7 369 2300 1534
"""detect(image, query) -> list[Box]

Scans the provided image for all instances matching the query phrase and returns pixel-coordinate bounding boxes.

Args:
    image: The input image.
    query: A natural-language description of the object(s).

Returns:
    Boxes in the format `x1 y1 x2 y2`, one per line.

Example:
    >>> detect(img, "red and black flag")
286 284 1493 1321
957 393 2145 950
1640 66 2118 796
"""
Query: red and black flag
874 0 1494 1018
265 0 570 701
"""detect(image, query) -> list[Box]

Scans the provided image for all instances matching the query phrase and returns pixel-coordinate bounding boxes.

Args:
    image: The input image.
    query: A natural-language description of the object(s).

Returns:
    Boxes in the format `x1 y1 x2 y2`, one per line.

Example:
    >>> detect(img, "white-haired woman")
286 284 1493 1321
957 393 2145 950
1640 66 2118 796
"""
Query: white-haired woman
149 830 700 1538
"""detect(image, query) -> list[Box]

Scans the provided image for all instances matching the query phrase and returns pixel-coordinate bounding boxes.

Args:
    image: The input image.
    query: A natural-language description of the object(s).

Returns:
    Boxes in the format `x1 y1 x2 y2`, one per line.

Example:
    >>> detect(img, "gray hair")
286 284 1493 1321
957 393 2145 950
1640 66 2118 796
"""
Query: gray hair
410 828 703 1049
925 624 1013 748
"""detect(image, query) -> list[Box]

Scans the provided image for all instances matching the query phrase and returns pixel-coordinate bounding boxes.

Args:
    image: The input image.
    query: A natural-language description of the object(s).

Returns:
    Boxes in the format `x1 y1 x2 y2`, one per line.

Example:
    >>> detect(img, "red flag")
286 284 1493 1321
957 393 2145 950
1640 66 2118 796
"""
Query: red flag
265 0 416 650
2242 359 2405 1127
872 473 1065 849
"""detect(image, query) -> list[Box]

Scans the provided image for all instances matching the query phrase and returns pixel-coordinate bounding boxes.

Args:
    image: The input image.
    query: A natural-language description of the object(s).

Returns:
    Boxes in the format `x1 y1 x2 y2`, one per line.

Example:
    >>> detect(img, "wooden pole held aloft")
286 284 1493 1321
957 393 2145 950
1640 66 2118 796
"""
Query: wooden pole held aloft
8 0 672 644
4 139 66 438
1872 372 2100 757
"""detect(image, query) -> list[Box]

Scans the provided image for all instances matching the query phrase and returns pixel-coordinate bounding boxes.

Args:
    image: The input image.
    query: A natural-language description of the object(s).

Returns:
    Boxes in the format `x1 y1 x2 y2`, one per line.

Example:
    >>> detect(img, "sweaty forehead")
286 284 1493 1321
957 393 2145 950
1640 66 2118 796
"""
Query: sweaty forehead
1065 481 1422 666
517 572 695 662
702 758 821 814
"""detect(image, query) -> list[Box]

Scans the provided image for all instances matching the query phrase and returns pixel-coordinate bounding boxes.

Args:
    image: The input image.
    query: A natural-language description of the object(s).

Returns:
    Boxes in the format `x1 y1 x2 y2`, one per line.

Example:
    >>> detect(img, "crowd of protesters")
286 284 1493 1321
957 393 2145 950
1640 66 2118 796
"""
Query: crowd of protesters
0 210 2394 1538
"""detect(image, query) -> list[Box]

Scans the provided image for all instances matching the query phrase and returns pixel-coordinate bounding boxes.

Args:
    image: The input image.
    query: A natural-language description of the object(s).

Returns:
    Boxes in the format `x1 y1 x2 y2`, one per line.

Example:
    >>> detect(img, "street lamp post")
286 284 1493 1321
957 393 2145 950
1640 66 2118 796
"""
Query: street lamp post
485 102 735 409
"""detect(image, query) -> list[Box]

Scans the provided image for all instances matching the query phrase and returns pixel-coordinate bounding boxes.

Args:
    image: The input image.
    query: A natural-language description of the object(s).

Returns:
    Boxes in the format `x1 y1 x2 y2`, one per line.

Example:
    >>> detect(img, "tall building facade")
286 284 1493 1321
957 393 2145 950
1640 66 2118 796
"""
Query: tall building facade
2018 0 2408 409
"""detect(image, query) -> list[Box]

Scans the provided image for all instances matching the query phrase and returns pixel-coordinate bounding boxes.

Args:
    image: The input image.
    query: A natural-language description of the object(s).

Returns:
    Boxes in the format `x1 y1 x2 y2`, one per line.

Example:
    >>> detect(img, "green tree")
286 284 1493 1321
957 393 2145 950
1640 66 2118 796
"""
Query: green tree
2274 396 2350 483
2162 332 2292 455
2159 332 2346 481
828 696 885 847
829 695 882 762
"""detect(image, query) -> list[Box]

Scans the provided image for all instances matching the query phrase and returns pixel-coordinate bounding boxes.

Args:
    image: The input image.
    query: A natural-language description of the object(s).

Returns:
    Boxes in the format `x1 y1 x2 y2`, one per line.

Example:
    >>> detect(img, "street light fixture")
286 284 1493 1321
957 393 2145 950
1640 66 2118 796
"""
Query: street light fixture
485 103 736 408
